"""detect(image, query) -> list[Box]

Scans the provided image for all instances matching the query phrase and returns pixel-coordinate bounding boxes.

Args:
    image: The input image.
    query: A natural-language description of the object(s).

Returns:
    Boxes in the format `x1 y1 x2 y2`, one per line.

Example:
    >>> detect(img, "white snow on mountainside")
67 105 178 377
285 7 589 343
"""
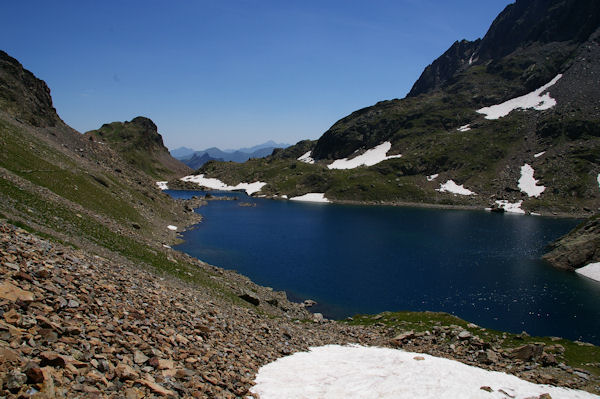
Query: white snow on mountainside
327 142 402 170
477 74 562 119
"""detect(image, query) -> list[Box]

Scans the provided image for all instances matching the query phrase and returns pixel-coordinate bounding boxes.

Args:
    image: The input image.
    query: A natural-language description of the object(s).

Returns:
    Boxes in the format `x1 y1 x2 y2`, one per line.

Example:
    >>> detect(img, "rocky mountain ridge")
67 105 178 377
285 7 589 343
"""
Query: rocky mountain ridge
195 0 599 218
85 117 191 180
0 51 61 128
408 0 600 97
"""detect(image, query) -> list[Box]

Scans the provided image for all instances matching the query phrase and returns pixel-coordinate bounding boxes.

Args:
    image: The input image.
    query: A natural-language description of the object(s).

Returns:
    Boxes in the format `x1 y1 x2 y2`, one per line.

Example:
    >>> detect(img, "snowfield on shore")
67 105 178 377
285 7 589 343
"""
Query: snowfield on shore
180 175 266 195
156 181 168 190
251 345 597 399
576 262 600 283
289 193 330 203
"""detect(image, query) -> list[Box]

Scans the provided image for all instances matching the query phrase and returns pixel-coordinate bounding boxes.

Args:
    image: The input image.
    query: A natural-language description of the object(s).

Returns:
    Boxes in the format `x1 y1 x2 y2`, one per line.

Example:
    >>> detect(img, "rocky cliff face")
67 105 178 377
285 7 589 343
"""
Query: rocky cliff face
408 0 600 97
0 51 61 127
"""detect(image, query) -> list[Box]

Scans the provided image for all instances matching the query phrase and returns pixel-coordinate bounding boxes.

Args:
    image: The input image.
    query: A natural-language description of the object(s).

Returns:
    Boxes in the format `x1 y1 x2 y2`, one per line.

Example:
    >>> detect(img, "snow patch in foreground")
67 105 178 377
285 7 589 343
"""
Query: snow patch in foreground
156 181 168 190
327 142 402 170
436 180 476 195
167 225 177 231
427 173 439 182
576 262 600 283
289 193 330 203
495 200 525 214
534 151 546 158
180 175 266 195
477 74 562 119
250 345 596 399
297 151 315 164
518 164 545 197
597 173 600 190
457 124 471 132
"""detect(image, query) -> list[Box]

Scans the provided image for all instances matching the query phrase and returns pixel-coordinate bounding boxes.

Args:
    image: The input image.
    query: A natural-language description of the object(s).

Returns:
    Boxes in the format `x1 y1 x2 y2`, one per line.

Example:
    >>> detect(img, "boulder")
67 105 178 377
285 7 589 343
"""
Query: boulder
238 291 260 306
0 281 34 302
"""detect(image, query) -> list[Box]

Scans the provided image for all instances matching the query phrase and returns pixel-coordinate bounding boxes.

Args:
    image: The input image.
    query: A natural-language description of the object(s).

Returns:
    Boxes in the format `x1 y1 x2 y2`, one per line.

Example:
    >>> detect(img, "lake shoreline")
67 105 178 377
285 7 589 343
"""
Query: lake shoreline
170 189 599 345
169 186 588 219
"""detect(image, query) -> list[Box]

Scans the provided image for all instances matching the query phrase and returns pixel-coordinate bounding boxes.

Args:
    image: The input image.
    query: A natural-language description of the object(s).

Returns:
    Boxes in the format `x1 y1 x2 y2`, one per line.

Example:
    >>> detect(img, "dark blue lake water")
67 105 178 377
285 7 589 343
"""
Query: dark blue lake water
169 190 600 344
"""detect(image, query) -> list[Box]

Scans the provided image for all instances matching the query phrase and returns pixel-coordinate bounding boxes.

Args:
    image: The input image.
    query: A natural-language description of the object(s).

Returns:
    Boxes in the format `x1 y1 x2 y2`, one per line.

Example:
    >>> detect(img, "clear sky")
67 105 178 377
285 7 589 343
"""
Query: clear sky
2 0 512 150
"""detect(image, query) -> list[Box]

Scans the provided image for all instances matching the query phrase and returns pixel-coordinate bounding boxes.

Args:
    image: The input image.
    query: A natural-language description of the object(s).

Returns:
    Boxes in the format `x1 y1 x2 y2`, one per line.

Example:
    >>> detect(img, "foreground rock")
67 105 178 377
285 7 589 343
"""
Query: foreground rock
543 214 600 270
1 221 598 397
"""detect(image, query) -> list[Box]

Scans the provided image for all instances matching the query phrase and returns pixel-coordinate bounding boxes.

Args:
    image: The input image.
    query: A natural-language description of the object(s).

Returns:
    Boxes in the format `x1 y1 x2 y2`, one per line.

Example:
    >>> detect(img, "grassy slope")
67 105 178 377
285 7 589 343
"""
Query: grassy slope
0 115 250 307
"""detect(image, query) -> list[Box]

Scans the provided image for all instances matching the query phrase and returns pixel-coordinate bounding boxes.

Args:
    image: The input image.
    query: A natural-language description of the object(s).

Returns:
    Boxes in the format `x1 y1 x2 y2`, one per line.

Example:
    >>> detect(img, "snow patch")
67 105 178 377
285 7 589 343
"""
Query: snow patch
477 74 562 119
597 173 600 190
250 345 596 399
518 164 545 197
289 193 330 203
167 225 178 231
495 200 525 214
180 174 266 195
327 142 402 170
457 124 471 132
576 262 600 283
297 151 315 164
436 180 476 195
533 151 546 158
156 181 168 190
427 173 439 182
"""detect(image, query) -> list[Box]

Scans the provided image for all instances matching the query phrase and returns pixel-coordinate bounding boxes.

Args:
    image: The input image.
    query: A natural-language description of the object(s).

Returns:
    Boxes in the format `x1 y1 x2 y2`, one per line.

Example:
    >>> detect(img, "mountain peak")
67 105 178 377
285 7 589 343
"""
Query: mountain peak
408 0 600 97
85 117 190 179
0 50 62 127
88 116 165 151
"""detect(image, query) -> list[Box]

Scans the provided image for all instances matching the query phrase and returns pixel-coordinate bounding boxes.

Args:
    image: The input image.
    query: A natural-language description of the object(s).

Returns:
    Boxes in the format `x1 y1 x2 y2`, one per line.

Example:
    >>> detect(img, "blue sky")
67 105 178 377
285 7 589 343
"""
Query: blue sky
2 1 512 150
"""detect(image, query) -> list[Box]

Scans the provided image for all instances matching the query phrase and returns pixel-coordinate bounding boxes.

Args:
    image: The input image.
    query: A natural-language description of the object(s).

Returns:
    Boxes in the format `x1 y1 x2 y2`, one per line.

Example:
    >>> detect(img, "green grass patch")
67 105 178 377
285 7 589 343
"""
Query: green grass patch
345 311 600 375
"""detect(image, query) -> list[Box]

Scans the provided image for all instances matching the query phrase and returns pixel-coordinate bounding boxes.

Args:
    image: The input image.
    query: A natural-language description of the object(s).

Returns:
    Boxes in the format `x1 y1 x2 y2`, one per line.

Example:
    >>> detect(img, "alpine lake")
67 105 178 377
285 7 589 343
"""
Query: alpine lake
167 190 600 345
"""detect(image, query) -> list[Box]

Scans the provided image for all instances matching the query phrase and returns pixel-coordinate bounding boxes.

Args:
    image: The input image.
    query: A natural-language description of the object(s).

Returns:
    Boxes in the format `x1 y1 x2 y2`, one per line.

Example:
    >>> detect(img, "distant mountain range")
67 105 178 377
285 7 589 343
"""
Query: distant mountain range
171 140 290 169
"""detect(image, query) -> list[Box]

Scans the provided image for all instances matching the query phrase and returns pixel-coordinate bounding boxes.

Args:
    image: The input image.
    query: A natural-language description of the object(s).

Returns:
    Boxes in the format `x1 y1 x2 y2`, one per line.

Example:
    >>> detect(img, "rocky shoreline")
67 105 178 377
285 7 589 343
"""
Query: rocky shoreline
1 220 599 397
166 180 593 219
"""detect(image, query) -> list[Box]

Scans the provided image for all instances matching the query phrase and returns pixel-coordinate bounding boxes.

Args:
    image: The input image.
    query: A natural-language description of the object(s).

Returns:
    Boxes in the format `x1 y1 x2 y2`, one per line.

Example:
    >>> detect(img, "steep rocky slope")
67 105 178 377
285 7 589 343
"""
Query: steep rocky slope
194 0 600 216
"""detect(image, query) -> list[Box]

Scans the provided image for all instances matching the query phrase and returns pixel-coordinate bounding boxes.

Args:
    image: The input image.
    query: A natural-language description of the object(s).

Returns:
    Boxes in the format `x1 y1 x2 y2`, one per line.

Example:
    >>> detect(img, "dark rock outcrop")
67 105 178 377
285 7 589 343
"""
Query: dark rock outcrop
408 39 479 98
408 0 600 97
543 214 600 270
0 50 61 127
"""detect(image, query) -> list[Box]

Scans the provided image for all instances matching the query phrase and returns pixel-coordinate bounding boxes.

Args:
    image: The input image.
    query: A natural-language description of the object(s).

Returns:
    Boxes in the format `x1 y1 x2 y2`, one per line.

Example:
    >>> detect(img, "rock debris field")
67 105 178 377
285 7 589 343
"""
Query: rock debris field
0 221 598 398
